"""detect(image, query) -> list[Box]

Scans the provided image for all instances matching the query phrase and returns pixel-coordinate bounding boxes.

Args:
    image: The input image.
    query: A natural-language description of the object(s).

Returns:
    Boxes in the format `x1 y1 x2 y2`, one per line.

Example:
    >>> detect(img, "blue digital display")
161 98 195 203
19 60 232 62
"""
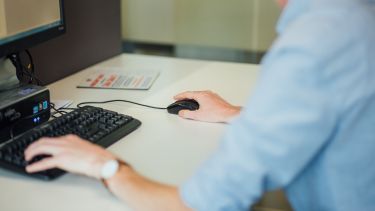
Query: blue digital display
33 101 48 114
33 117 41 124
43 101 48 110
33 106 39 114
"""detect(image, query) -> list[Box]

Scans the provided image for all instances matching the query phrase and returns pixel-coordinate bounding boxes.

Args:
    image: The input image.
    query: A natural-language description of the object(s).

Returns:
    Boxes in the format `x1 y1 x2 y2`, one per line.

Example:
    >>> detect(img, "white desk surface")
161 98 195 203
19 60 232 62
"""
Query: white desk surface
0 54 259 211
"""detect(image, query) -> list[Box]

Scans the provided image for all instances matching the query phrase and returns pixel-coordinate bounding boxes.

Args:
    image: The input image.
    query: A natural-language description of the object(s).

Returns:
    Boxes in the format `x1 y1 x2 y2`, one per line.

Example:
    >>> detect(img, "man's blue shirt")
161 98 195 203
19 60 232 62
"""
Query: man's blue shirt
180 0 375 210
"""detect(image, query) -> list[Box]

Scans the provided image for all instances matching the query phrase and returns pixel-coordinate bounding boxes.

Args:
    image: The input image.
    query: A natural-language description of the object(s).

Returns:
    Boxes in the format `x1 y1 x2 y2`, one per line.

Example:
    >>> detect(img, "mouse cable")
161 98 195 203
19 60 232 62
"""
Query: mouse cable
77 100 168 110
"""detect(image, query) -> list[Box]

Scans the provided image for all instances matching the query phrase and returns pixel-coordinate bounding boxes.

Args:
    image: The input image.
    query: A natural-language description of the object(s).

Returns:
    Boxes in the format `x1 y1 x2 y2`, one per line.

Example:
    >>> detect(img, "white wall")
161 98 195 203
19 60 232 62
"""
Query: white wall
121 0 281 52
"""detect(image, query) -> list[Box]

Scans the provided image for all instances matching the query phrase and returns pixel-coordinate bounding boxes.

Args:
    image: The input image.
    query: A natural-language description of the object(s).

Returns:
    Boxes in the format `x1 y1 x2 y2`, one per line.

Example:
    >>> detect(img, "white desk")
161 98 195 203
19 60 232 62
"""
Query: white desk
0 54 259 211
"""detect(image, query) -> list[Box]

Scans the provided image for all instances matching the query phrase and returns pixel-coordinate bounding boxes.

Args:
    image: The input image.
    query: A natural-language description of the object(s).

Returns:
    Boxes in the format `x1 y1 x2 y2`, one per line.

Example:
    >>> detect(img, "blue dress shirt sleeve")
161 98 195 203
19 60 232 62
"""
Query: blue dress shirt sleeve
179 13 352 210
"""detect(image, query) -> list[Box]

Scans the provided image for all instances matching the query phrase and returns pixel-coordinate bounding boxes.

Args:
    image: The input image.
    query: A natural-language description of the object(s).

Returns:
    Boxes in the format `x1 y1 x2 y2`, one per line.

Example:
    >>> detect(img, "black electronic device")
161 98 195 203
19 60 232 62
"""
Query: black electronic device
0 0 66 89
0 0 66 58
0 0 143 181
0 84 50 144
167 99 200 115
0 106 141 180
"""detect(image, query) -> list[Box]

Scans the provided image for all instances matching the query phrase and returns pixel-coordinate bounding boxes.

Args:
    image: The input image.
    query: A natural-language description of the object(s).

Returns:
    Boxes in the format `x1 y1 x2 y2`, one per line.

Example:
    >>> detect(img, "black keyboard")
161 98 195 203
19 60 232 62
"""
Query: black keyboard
0 106 141 180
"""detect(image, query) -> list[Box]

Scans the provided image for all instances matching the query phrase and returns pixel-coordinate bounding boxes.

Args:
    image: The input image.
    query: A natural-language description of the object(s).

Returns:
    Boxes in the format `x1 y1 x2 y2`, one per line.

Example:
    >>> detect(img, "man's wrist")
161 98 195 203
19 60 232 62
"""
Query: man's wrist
101 159 132 189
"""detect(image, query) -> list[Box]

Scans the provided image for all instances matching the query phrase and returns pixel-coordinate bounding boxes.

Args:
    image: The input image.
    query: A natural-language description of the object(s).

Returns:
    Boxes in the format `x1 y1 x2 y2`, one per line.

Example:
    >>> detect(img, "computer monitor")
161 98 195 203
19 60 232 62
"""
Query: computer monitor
0 0 65 89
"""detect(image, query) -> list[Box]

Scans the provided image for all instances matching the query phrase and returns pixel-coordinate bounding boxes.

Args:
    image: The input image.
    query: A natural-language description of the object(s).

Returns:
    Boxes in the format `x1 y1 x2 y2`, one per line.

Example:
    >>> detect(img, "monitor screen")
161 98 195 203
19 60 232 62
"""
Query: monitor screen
0 0 65 57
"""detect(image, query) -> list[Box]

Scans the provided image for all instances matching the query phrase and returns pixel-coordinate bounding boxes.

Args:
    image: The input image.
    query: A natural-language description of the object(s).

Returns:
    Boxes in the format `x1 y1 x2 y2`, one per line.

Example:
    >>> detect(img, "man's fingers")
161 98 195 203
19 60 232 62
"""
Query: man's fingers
24 142 63 161
26 137 66 151
174 90 215 100
179 110 199 120
174 91 200 100
26 157 59 173
25 136 76 160
174 92 193 100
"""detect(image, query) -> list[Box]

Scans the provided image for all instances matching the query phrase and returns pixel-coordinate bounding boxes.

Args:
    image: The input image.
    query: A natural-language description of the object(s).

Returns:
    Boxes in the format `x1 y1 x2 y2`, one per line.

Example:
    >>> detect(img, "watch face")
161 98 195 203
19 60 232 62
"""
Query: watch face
101 160 120 179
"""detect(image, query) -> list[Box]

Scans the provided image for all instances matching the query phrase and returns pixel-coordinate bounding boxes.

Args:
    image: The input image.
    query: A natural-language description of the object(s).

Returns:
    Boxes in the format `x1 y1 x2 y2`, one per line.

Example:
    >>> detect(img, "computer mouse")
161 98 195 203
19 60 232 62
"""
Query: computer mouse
167 99 200 115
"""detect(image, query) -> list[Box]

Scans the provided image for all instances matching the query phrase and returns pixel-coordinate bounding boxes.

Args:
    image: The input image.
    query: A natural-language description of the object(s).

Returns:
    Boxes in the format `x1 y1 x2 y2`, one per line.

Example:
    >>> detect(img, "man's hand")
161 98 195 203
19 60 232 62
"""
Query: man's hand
174 90 241 123
25 135 192 211
24 135 116 179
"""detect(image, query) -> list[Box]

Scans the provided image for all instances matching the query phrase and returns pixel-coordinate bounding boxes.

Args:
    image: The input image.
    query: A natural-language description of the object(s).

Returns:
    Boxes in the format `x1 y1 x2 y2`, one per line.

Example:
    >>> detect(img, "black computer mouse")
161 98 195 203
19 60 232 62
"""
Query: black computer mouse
167 99 200 115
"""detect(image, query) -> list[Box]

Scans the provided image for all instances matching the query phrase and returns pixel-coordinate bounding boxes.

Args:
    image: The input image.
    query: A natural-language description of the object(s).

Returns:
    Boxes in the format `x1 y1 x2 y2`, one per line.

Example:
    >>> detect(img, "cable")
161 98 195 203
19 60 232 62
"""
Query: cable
50 102 75 120
7 50 42 86
8 53 23 80
20 66 41 85
77 100 167 110
50 102 68 116
25 50 42 85
59 107 76 111
25 50 35 75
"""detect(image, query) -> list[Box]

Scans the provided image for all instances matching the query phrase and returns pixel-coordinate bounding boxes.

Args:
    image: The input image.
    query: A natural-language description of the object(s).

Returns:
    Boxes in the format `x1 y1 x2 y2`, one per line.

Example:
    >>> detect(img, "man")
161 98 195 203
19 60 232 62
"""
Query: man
24 0 375 210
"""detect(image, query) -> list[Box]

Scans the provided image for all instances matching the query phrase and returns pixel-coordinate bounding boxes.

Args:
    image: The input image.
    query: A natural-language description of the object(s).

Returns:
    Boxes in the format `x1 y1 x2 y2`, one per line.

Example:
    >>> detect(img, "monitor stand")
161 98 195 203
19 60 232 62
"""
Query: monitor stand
0 57 21 91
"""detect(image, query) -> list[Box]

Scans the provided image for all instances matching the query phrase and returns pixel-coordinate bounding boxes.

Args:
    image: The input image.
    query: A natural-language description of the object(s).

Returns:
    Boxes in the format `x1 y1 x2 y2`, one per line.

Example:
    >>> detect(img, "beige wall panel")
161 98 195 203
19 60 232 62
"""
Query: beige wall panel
175 0 254 50
121 0 176 44
0 0 7 38
256 0 281 51
121 0 280 52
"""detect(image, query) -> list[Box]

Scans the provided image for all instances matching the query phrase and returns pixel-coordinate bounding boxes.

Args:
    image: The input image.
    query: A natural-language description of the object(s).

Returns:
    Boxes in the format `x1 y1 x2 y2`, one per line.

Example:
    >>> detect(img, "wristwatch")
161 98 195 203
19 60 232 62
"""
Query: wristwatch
100 159 120 180
100 159 130 189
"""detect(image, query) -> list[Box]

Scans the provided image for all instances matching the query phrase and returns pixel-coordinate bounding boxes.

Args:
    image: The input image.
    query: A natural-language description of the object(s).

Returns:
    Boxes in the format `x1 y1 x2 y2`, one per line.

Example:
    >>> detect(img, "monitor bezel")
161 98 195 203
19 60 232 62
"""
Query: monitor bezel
0 0 66 58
